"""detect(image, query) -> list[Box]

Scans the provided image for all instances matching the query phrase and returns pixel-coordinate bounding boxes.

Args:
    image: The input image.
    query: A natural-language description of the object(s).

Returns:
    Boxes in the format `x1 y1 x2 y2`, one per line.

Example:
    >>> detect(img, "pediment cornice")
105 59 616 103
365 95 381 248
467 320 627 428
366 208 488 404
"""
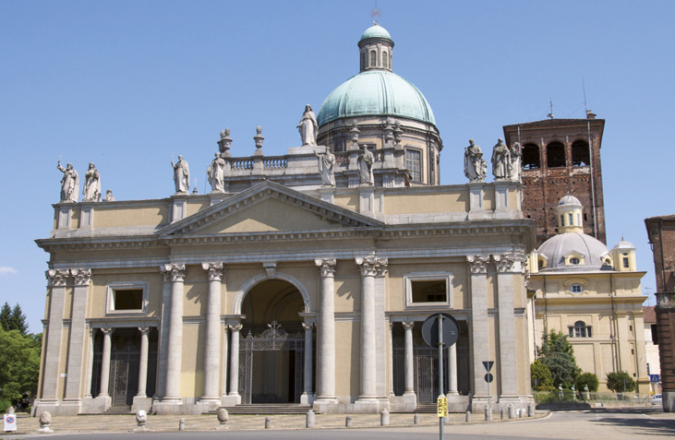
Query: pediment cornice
158 181 383 237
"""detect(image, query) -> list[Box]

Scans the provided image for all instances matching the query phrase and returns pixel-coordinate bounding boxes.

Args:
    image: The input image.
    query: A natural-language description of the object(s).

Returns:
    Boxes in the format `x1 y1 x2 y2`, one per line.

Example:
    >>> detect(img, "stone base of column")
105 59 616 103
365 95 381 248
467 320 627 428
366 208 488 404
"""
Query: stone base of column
132 396 153 413
59 398 83 416
36 399 85 417
663 391 675 412
197 397 221 412
312 398 338 414
300 392 316 405
353 397 388 414
389 394 416 413
79 395 111 415
220 393 241 407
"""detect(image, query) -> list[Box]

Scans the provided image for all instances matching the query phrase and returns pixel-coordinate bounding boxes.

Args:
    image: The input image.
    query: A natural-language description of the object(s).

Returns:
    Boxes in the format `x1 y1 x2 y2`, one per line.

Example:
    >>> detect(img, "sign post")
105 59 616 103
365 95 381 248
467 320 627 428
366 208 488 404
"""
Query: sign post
483 361 494 421
422 313 460 440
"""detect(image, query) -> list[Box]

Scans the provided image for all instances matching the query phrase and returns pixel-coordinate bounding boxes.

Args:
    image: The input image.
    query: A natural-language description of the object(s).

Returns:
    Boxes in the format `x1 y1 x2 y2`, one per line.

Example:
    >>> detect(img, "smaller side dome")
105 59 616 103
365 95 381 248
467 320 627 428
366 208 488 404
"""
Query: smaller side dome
613 239 635 250
360 24 393 43
559 194 582 207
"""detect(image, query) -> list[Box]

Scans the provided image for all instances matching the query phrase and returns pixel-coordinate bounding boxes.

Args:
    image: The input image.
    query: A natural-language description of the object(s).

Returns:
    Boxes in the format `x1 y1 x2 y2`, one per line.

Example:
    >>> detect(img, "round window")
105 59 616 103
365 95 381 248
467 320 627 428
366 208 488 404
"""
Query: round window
570 257 580 265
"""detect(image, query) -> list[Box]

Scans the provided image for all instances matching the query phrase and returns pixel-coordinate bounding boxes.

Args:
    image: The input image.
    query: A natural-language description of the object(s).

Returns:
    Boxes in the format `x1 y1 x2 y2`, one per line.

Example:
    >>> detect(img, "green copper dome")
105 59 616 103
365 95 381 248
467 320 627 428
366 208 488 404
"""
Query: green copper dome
316 70 436 126
360 24 393 43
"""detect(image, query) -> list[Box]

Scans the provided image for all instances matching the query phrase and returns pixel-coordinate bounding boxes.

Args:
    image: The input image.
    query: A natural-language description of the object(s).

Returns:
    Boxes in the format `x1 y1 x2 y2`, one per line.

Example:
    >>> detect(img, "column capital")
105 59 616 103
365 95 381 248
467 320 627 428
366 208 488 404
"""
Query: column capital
493 254 517 273
355 257 388 277
162 264 187 282
315 259 336 277
101 327 115 335
70 268 92 286
302 322 314 330
229 323 243 332
201 262 225 281
138 327 151 335
466 255 489 274
46 269 70 287
402 321 415 330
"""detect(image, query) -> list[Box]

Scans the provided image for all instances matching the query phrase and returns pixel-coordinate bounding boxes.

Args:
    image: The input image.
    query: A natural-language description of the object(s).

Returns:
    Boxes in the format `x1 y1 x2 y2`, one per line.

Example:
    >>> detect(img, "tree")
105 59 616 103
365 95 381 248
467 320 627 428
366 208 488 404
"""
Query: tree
531 360 555 391
0 328 41 411
9 304 28 335
606 371 636 393
538 330 580 388
0 303 11 331
575 372 599 392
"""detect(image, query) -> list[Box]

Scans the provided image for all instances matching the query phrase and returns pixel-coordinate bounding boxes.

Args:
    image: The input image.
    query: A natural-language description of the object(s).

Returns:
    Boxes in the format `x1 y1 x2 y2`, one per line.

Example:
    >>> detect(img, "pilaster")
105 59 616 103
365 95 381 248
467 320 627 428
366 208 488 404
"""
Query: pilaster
467 255 490 402
63 268 92 411
493 254 519 401
41 269 69 403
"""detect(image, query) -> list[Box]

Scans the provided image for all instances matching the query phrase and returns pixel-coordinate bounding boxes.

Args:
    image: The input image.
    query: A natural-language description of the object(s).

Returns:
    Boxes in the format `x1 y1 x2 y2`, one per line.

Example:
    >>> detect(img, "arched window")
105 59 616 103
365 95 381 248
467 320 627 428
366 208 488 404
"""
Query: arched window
569 257 580 265
546 142 566 168
572 321 591 338
572 140 590 166
370 50 377 67
382 51 388 69
522 144 540 169
568 213 574 225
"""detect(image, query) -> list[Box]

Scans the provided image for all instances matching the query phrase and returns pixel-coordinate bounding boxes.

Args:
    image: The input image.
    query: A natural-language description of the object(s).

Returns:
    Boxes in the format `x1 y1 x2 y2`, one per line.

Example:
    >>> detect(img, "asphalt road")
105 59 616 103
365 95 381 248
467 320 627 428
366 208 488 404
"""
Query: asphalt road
14 411 675 440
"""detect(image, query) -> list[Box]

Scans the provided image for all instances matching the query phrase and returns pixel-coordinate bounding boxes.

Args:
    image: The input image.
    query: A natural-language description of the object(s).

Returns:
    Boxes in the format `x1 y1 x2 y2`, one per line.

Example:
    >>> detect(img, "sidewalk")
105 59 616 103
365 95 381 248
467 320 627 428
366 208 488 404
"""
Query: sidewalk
1 411 548 436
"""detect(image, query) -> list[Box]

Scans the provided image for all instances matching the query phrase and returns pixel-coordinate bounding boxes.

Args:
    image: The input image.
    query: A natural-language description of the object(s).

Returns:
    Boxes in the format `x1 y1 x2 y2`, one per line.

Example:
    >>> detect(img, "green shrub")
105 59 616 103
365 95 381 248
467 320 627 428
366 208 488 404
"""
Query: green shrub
531 360 555 391
606 371 635 393
575 372 599 392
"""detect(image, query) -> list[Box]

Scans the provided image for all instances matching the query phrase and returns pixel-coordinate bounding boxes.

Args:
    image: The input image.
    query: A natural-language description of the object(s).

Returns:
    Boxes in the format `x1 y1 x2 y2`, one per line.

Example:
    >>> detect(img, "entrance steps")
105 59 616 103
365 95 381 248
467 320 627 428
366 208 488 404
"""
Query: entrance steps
103 405 133 415
407 404 437 414
216 404 311 415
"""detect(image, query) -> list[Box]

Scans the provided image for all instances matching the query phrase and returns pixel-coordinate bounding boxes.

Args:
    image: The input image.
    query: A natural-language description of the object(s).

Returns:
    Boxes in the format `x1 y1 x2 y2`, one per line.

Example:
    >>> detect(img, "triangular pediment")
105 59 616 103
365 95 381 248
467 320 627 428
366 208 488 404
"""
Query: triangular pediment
158 181 383 237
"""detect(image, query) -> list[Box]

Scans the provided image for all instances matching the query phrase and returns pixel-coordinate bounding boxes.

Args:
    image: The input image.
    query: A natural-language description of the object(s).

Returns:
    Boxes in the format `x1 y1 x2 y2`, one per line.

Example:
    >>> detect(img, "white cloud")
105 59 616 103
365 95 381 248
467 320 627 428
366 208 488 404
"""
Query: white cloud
0 267 19 276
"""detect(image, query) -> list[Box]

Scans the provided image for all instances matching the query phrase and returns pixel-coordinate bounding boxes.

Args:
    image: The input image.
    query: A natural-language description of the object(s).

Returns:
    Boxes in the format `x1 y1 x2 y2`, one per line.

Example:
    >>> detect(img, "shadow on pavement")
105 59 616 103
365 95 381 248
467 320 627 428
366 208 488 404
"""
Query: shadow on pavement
592 415 675 437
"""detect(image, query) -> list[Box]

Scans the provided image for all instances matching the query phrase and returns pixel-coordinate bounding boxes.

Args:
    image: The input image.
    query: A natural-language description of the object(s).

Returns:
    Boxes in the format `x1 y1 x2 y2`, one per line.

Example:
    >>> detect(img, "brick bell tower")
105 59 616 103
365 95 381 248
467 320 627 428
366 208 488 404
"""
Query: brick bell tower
503 111 606 247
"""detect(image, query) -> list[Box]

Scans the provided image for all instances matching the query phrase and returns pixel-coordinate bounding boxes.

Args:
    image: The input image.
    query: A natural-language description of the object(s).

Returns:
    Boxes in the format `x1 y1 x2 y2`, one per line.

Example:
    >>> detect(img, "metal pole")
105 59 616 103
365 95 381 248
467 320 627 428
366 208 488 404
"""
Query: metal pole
438 314 444 440
487 366 491 413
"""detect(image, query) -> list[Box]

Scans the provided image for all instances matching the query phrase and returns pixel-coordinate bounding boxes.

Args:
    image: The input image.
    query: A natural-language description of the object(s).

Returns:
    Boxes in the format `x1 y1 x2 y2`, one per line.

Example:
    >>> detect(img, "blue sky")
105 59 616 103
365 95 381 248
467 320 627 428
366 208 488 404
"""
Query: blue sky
1 0 673 332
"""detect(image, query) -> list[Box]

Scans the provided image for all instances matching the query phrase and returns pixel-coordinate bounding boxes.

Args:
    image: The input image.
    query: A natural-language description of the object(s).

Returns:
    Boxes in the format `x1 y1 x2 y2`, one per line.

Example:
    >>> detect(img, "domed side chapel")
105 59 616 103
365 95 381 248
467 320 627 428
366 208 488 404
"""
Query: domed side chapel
35 22 641 418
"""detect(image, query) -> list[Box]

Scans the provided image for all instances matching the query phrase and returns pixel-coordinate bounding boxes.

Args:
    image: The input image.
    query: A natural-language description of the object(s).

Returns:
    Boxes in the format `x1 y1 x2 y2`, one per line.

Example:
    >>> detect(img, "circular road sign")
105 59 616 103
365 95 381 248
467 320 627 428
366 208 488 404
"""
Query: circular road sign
485 373 494 383
421 313 460 348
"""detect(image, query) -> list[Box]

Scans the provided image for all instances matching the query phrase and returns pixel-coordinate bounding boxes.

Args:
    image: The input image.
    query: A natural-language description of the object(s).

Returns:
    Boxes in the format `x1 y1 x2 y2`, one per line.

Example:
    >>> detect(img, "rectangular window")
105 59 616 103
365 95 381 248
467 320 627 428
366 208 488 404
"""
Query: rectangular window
568 327 574 337
587 327 592 337
404 272 453 308
106 282 148 314
560 215 565 226
623 257 629 268
652 324 659 345
568 213 573 225
406 149 421 182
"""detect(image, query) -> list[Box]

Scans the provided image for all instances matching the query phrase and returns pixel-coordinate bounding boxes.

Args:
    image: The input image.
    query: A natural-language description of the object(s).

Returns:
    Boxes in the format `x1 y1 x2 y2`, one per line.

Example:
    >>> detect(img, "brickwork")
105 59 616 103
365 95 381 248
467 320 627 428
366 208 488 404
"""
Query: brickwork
645 216 675 293
655 307 675 393
504 117 606 247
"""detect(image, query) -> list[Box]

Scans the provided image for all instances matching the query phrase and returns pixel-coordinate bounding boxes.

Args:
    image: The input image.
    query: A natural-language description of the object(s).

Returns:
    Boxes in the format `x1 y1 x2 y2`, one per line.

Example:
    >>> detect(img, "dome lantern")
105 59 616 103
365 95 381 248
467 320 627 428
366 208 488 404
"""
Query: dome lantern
557 194 584 234
358 24 394 73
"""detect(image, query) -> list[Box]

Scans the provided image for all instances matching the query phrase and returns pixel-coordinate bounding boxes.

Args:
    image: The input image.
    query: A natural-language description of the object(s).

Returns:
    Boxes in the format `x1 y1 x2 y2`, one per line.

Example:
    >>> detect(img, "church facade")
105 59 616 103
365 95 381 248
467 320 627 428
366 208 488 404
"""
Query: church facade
34 24 536 416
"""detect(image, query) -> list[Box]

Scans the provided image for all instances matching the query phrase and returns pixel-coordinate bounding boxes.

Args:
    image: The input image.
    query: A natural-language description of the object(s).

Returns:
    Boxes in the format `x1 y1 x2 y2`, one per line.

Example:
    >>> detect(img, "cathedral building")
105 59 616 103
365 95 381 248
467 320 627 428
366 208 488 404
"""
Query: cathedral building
34 24 537 416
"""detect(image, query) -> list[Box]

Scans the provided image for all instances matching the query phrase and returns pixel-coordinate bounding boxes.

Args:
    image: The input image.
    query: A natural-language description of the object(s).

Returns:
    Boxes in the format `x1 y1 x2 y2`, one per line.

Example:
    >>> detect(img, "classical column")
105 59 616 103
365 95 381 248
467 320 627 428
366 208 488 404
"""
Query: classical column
494 254 519 399
136 327 150 398
402 321 415 396
41 269 69 402
355 257 387 402
64 268 92 403
314 259 338 403
388 322 395 397
221 326 229 398
201 262 225 403
157 266 173 399
99 328 114 397
163 264 187 402
228 324 243 400
448 343 458 395
301 322 314 403
84 327 96 399
467 255 490 401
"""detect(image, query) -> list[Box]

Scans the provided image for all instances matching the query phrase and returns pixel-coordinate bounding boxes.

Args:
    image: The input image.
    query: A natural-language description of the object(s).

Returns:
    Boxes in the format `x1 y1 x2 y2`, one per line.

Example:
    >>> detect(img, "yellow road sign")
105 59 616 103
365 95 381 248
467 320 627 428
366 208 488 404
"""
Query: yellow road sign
437 397 448 417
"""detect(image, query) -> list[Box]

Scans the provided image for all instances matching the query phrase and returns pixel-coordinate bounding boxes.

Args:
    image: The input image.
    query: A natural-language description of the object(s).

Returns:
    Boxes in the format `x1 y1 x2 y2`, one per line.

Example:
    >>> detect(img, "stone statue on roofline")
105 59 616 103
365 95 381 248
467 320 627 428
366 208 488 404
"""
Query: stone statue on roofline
207 153 226 193
464 139 487 182
297 105 318 146
83 162 101 202
102 189 115 202
358 145 375 186
508 142 522 182
491 138 510 181
57 160 79 202
315 147 336 187
171 155 190 194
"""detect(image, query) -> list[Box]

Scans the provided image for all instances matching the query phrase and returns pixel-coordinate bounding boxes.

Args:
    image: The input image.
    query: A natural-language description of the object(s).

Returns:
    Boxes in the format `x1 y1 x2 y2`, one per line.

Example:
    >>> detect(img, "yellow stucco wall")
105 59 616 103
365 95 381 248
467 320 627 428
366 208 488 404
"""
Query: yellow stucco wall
94 204 169 228
181 323 205 398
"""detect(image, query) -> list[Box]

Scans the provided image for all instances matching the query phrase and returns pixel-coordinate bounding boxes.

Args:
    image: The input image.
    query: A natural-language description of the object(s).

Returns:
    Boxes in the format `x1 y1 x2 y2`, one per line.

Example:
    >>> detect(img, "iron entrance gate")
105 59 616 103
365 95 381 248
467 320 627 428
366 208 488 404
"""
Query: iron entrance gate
109 330 140 405
239 322 304 404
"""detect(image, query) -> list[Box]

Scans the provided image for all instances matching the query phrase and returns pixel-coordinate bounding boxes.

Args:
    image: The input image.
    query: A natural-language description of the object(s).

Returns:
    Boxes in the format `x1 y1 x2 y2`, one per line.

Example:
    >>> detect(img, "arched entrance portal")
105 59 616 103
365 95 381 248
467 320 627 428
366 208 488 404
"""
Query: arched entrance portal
239 279 312 404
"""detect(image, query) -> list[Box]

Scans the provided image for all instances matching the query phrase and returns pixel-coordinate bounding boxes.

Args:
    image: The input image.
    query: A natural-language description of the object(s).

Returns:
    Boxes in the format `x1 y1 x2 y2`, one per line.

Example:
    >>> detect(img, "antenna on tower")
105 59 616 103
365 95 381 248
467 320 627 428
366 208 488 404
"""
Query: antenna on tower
371 0 381 24
547 98 554 119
